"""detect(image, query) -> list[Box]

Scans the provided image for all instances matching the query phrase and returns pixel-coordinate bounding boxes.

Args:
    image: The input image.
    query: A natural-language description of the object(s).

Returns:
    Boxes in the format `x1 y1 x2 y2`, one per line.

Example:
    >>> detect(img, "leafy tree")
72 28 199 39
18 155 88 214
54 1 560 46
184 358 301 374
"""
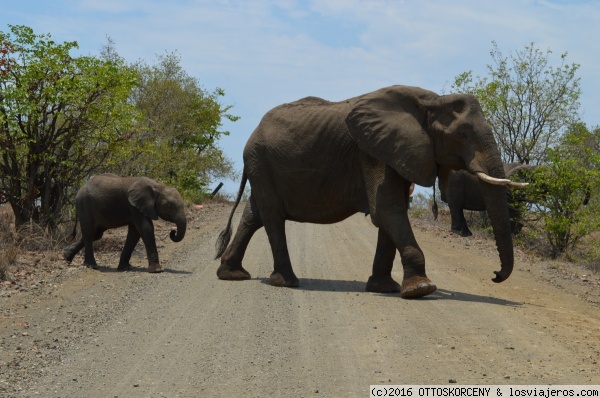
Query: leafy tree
452 42 581 164
105 52 238 202
0 25 138 230
528 123 600 258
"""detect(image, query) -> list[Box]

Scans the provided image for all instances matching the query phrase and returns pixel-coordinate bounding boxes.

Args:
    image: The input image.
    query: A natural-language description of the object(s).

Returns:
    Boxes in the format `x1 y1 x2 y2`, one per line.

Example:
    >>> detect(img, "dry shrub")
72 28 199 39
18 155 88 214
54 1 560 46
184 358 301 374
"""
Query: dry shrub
0 245 18 280
0 205 75 280
16 221 64 251
0 206 17 280
514 224 551 257
513 220 600 275
568 231 600 274
0 205 14 235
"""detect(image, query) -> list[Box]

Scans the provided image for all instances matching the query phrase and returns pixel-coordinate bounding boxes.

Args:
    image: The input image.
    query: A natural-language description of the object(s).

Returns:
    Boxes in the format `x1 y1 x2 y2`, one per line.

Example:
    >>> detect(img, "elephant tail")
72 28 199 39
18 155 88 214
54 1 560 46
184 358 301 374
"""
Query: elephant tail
215 171 247 259
432 183 439 221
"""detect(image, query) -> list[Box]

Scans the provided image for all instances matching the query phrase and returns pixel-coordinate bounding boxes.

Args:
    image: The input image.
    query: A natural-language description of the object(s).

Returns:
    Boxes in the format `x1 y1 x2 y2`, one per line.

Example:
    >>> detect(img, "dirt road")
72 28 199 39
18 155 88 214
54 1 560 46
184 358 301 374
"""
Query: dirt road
1 203 600 397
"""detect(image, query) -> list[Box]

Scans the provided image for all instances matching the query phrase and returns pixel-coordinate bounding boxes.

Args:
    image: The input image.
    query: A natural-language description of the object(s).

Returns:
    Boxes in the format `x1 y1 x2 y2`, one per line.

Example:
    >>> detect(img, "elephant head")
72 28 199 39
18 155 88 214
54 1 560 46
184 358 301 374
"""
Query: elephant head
128 178 187 243
346 85 516 283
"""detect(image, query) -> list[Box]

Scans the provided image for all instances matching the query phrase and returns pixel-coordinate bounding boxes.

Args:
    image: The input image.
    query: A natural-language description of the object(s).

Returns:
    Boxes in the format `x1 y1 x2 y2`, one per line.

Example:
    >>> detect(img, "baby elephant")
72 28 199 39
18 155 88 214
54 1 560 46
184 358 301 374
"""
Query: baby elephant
63 174 187 272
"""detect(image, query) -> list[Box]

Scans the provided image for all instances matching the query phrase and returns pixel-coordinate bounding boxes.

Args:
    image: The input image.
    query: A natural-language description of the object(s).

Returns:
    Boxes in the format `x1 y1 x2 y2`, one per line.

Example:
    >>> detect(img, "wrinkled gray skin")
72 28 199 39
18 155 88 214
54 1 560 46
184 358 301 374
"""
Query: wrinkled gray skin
439 163 536 237
64 174 186 273
215 86 515 298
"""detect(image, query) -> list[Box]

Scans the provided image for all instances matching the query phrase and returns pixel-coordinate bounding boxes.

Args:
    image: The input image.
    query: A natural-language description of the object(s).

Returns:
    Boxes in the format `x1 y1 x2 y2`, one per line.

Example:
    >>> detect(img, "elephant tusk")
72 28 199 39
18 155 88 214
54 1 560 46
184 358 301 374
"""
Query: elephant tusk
508 181 529 189
476 172 529 189
476 172 511 186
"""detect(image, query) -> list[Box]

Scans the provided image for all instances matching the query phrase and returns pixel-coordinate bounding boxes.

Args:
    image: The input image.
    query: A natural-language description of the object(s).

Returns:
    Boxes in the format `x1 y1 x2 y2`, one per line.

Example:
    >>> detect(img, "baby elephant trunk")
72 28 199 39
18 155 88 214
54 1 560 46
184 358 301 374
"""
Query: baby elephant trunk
170 219 187 242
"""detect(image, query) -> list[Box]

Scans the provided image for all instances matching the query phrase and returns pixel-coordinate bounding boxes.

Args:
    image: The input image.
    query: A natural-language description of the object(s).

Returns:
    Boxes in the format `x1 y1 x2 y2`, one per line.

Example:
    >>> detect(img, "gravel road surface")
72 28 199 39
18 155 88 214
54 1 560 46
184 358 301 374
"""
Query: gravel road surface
1 203 599 397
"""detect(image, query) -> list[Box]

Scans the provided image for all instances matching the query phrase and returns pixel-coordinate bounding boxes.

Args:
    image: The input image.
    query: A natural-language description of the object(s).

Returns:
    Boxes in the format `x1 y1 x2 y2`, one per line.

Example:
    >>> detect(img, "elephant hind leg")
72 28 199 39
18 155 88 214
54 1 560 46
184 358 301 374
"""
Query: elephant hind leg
63 239 84 262
217 200 262 281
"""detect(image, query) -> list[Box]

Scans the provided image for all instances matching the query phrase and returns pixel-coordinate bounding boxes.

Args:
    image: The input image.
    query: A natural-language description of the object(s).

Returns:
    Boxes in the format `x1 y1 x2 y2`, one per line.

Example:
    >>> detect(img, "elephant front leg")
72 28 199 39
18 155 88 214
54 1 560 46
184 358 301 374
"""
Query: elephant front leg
366 228 401 293
118 225 141 271
388 213 436 298
450 207 472 236
369 225 436 298
137 220 163 273
372 175 436 298
363 163 436 298
398 244 436 299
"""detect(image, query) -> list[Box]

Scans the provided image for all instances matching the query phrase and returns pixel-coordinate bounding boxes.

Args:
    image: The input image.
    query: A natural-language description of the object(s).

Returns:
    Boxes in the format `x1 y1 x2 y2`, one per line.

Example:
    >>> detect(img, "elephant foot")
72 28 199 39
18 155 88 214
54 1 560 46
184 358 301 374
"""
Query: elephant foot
400 276 437 299
217 263 251 280
269 271 299 287
118 263 133 272
84 262 99 270
452 228 473 237
365 275 401 293
63 249 75 263
147 263 164 273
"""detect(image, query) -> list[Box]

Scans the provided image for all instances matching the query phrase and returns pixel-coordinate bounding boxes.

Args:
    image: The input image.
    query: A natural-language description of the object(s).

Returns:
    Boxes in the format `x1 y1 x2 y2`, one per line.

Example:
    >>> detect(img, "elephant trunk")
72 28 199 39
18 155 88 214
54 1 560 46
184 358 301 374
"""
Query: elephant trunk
479 179 514 283
170 218 187 242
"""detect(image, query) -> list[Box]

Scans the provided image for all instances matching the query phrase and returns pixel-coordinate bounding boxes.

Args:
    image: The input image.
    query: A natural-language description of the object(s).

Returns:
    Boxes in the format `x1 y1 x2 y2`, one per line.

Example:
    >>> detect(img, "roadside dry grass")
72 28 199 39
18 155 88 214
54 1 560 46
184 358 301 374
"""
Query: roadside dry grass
0 206 71 294
0 199 212 296
0 206 17 281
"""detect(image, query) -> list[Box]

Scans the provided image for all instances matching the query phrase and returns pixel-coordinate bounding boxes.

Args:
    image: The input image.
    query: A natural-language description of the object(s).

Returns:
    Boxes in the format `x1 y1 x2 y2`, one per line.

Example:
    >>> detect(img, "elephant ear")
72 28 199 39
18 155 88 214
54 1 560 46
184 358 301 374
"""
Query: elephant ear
345 86 438 187
128 177 160 220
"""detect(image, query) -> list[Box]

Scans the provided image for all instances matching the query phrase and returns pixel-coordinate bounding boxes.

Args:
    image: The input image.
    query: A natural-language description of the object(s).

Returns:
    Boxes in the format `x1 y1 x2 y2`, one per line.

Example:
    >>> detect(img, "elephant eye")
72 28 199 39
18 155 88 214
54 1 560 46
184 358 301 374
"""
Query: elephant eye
456 123 474 140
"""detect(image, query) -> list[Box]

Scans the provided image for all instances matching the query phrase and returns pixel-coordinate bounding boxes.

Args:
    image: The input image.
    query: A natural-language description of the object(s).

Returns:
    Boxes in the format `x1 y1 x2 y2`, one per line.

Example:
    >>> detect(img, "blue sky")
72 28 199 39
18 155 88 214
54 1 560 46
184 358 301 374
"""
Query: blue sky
3 0 600 196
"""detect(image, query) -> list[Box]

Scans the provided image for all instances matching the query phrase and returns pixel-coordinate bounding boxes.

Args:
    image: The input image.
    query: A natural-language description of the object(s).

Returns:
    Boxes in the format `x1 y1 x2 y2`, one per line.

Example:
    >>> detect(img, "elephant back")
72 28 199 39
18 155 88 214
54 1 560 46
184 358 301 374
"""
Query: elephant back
245 95 360 158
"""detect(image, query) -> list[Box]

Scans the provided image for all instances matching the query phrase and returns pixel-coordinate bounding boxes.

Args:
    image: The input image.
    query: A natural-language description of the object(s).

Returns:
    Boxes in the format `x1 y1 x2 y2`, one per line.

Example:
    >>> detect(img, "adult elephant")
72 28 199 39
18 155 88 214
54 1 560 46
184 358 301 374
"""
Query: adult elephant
435 163 533 237
215 85 518 298
63 174 187 272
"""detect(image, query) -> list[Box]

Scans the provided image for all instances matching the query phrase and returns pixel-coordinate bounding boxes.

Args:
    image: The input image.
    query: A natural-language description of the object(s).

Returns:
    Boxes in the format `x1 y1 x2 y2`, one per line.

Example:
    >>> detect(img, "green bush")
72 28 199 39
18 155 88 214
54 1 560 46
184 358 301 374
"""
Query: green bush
528 124 600 258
